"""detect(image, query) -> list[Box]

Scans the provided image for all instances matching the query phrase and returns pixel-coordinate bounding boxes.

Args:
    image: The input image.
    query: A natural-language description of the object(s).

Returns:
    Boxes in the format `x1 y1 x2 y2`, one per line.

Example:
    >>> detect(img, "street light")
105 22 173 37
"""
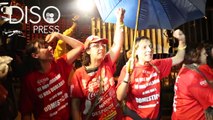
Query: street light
75 0 95 15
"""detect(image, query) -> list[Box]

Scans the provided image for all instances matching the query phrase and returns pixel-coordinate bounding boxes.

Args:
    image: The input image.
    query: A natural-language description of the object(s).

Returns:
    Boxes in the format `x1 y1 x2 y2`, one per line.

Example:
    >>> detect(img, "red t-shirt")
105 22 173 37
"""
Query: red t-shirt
172 64 213 120
117 58 172 119
71 55 122 120
199 64 213 81
20 55 72 120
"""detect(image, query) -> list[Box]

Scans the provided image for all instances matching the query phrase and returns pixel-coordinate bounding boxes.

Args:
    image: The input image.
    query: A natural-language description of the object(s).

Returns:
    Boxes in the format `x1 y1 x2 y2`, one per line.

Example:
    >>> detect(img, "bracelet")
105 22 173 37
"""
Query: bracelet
120 23 124 27
123 78 129 83
178 45 187 50
123 80 129 84
119 23 124 32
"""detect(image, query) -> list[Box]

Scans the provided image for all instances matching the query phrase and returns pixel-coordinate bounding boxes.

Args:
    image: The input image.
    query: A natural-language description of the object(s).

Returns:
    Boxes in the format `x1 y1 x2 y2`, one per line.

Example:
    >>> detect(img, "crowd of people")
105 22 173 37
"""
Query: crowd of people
0 7 213 120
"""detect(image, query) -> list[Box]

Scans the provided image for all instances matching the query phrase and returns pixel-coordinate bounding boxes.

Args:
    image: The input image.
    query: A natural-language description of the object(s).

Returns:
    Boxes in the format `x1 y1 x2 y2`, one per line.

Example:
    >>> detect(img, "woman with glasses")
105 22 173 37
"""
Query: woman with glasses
70 8 125 120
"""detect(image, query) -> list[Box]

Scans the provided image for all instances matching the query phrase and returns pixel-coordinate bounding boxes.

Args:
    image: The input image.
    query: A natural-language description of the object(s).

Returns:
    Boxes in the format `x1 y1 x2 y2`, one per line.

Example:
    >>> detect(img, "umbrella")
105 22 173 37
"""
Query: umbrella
95 0 206 73
94 0 206 30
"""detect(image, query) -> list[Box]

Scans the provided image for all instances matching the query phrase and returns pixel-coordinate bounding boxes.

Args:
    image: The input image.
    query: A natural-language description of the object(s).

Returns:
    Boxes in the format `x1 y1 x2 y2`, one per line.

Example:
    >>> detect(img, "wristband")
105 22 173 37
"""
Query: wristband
120 23 124 27
119 23 124 32
123 80 129 84
123 74 129 83
178 45 187 50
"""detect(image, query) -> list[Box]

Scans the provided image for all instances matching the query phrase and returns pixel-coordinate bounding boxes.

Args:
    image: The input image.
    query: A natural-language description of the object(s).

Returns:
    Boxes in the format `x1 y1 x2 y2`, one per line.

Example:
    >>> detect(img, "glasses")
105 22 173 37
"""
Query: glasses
90 43 107 49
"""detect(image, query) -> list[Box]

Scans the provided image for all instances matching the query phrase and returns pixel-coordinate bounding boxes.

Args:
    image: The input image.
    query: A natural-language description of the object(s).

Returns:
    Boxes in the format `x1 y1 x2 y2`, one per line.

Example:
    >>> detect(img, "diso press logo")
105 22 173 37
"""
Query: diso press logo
0 2 61 33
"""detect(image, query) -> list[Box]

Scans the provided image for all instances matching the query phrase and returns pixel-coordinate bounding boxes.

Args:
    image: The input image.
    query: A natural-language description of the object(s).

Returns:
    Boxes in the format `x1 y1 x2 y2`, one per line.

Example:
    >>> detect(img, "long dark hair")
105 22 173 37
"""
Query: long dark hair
184 43 204 65
22 39 44 74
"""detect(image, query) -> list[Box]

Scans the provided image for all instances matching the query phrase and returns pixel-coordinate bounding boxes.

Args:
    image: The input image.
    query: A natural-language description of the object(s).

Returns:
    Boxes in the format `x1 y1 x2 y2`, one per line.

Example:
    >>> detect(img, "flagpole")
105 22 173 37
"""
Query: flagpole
128 0 141 73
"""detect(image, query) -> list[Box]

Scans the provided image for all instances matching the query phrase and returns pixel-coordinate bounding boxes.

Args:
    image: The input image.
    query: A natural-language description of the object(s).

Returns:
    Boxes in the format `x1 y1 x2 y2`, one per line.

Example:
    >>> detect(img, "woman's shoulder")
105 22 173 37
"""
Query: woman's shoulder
74 66 87 74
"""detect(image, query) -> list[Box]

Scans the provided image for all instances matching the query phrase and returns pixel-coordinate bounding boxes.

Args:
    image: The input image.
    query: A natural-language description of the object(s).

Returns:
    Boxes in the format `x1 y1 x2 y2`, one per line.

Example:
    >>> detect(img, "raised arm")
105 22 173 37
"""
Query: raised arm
171 29 186 66
109 8 125 64
54 16 79 59
46 32 84 65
